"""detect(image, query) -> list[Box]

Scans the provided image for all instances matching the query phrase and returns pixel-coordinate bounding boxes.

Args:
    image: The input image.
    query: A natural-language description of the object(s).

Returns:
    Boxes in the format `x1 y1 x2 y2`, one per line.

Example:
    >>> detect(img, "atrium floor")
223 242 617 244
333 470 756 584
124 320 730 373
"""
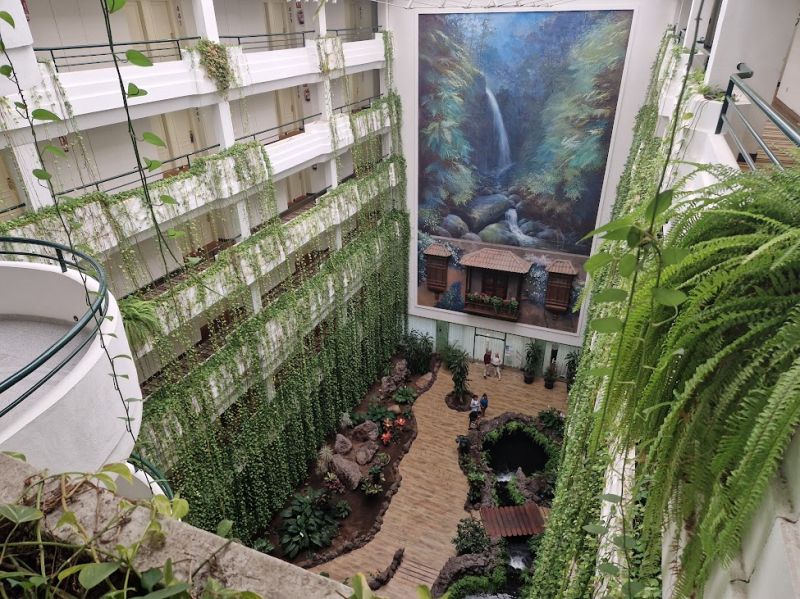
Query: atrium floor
312 361 568 597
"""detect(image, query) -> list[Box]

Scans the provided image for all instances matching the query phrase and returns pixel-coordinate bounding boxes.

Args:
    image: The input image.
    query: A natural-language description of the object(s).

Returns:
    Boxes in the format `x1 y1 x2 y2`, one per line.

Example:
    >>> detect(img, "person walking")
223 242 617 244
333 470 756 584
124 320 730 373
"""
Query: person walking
483 348 492 378
480 393 488 417
491 352 502 380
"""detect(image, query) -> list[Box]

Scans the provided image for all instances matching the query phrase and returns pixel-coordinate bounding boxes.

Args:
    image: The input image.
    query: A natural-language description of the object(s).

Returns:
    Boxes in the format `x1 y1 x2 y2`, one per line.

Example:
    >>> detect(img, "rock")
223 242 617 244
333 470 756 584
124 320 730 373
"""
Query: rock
352 420 379 442
538 228 561 242
462 232 482 242
388 404 402 415
393 359 409 381
355 441 379 465
442 214 469 238
331 454 362 490
432 226 451 238
478 222 519 246
431 551 500 597
415 372 433 391
508 193 522 205
334 434 352 455
455 194 512 231
519 219 545 236
516 198 542 221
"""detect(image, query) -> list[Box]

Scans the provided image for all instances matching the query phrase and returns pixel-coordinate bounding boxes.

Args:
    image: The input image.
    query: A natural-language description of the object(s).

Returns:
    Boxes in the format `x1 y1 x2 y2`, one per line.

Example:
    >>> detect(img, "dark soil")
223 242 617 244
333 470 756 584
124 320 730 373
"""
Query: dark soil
266 356 439 568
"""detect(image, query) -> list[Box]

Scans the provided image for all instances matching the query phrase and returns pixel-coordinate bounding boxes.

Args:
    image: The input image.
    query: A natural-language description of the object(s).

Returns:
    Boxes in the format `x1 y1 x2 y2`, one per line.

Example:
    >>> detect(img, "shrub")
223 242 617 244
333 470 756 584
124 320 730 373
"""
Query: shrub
446 566 506 599
538 408 565 439
323 472 345 495
399 330 433 375
119 297 159 349
360 478 383 496
375 451 391 467
440 343 465 371
507 476 526 506
524 340 544 379
339 412 353 430
527 533 544 562
565 350 580 389
467 470 485 504
252 537 274 554
279 490 337 559
315 446 334 475
368 464 385 483
333 500 352 520
452 517 490 556
394 386 417 405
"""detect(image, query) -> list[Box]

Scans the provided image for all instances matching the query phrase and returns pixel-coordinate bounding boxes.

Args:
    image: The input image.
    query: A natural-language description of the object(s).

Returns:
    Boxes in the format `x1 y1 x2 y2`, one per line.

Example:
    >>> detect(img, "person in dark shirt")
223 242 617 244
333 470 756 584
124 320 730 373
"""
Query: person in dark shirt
480 393 488 416
483 348 492 378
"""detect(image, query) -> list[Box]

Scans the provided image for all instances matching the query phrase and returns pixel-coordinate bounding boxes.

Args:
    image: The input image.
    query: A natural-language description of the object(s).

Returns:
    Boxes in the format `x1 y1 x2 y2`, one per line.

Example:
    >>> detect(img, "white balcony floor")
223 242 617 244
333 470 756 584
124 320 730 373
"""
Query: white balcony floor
0 317 92 412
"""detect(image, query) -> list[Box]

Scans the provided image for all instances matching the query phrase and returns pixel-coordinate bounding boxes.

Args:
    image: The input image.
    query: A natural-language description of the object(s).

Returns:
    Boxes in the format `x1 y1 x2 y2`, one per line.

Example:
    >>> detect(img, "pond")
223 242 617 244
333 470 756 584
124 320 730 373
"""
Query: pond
485 429 549 478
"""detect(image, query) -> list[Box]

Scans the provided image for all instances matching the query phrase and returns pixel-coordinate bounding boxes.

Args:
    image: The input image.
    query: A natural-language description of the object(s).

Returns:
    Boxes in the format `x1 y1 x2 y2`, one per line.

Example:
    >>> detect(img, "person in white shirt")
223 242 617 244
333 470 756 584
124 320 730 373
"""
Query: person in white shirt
491 352 502 380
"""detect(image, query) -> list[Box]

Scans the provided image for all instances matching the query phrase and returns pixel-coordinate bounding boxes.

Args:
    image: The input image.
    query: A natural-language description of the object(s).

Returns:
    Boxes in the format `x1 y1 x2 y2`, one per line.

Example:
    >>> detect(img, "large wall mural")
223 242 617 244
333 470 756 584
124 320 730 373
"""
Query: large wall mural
417 11 633 333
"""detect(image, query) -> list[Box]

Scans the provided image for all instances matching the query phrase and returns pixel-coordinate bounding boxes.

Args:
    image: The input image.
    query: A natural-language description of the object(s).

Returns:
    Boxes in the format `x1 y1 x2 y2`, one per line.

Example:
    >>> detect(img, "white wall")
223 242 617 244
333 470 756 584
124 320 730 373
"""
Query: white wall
392 0 679 347
230 90 280 139
777 23 800 118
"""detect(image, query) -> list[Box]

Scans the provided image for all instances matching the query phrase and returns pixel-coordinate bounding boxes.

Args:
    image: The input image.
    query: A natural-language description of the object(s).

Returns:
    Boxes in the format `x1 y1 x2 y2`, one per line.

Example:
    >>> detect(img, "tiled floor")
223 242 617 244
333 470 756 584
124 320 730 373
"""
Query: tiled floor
312 362 568 597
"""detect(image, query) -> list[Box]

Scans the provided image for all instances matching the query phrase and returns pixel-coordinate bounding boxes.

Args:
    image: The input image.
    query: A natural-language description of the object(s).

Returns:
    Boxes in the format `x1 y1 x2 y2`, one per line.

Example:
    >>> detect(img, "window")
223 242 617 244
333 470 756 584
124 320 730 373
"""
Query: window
482 271 508 299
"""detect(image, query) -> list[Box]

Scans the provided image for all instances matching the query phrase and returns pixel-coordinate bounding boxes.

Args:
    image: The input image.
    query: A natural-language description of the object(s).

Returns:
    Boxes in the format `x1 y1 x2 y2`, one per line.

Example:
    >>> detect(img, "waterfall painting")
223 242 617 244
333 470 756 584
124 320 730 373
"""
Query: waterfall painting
416 10 632 333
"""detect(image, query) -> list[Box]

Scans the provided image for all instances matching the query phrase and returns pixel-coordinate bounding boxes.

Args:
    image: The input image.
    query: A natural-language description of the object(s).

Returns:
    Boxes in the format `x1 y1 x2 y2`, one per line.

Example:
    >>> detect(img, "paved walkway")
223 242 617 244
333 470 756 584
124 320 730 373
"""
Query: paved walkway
312 362 568 597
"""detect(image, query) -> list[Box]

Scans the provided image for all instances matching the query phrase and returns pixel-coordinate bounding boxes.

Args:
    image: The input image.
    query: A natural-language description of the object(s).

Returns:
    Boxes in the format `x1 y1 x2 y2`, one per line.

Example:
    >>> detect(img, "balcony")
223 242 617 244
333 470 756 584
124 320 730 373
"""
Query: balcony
0 237 141 473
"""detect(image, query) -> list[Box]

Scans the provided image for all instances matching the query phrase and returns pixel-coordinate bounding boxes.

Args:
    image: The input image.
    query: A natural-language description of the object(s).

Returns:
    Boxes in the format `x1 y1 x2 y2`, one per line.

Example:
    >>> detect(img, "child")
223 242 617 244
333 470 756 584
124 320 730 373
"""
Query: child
468 409 479 430
470 394 480 414
480 393 488 416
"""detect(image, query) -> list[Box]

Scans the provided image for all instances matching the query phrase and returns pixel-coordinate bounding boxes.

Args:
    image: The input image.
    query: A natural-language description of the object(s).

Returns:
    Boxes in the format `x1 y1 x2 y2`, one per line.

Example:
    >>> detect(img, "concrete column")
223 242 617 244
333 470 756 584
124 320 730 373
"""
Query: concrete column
191 0 220 42
213 101 236 149
334 224 343 250
316 0 328 36
12 142 54 210
326 158 338 189
250 283 262 314
236 199 251 240
682 0 717 49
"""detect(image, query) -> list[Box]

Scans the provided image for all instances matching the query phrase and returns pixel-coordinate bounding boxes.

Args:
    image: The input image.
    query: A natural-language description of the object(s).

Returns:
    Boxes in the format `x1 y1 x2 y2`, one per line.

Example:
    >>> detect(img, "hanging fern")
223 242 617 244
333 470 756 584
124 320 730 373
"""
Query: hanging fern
118 297 160 349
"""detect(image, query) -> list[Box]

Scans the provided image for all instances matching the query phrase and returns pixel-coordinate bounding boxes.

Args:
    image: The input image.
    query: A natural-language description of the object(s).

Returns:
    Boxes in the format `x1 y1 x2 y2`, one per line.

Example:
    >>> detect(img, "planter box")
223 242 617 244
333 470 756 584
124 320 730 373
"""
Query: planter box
463 300 520 322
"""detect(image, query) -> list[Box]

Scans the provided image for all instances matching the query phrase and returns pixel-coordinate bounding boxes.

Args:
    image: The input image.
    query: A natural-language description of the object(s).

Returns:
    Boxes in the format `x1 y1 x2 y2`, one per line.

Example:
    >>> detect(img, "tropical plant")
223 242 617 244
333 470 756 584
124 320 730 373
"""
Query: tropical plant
537 408 565 440
523 340 544 383
506 476 526 506
339 412 354 430
323 472 345 495
564 350 580 389
440 343 463 371
394 386 416 405
333 500 352 520
452 517 490 556
119 297 160 349
279 490 337 559
252 537 275 554
449 348 471 403
359 478 383 497
399 330 434 375
543 363 557 389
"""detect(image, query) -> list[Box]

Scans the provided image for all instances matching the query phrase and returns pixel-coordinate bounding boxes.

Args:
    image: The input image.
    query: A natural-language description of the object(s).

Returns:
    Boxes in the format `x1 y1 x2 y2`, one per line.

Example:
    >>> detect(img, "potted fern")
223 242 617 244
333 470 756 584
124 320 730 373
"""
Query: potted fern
523 341 543 384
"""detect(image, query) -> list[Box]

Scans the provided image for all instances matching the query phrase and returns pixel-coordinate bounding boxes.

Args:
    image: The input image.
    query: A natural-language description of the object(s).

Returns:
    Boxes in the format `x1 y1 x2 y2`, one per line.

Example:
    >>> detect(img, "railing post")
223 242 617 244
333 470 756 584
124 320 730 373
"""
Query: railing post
55 248 67 272
715 77 735 135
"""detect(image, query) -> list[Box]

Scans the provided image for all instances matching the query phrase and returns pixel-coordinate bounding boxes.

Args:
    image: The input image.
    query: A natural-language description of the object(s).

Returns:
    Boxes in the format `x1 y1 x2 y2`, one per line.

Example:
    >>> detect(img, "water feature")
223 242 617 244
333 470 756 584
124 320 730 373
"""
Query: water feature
486 429 549 478
504 208 537 246
485 86 512 175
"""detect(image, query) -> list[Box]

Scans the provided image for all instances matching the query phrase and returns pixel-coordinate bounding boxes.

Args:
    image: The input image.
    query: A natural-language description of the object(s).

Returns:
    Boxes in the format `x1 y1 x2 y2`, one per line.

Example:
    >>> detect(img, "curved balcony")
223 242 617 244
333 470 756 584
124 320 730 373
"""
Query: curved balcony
0 237 141 473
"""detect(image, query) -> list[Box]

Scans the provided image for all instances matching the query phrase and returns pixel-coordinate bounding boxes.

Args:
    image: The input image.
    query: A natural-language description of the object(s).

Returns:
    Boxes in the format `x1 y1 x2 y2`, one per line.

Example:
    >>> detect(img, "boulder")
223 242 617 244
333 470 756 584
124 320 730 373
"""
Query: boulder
334 434 352 455
508 193 522 205
456 194 512 231
393 359 409 381
462 232 482 242
432 226 451 238
415 372 433 391
519 218 545 236
331 455 362 490
442 214 469 238
388 404 402 415
352 420 379 442
355 441 379 466
537 228 561 242
478 222 519 246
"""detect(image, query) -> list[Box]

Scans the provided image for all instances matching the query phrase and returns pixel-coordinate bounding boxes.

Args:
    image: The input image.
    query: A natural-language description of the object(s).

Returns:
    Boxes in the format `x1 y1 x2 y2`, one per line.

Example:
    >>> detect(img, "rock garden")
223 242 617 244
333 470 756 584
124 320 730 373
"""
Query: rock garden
264 332 437 567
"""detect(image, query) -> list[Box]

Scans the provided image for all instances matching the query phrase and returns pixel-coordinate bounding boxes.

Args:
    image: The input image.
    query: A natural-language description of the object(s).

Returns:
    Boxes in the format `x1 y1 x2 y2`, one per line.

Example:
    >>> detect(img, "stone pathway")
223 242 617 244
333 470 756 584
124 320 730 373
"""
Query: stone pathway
312 362 568 597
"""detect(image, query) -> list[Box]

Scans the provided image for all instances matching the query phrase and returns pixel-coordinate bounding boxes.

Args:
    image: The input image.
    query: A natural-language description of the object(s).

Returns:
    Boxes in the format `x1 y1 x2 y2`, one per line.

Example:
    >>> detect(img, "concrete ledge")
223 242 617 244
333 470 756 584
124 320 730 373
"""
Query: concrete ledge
0 454 350 599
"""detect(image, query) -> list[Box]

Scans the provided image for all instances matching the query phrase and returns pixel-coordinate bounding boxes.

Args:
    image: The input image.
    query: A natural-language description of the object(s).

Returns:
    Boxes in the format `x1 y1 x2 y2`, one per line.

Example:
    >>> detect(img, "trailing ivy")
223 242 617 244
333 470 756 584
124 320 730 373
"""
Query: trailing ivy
194 39 234 93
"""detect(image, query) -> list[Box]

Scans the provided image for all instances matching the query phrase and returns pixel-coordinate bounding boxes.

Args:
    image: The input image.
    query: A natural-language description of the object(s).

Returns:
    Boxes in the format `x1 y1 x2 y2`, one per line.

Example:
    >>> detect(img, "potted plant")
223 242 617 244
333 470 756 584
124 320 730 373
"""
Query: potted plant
544 363 557 390
523 341 543 384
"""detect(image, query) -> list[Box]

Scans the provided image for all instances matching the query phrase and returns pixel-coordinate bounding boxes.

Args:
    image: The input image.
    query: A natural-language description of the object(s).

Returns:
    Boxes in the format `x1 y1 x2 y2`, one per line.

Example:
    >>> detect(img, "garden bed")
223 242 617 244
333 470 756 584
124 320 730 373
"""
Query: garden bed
264 354 439 568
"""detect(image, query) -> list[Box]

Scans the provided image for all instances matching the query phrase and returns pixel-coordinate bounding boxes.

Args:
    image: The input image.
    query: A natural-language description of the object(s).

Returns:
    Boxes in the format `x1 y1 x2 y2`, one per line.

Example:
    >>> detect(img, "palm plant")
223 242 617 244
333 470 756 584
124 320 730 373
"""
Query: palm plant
523 341 544 384
449 348 471 404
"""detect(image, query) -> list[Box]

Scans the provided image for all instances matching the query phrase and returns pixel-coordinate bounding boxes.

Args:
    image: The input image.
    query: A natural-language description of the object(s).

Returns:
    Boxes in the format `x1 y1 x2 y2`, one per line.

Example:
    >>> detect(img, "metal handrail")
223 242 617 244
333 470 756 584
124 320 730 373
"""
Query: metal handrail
235 113 322 146
128 451 174 498
219 30 315 52
0 202 25 216
56 143 220 197
0 237 108 417
328 26 382 42
333 94 382 114
34 37 200 73
716 63 800 170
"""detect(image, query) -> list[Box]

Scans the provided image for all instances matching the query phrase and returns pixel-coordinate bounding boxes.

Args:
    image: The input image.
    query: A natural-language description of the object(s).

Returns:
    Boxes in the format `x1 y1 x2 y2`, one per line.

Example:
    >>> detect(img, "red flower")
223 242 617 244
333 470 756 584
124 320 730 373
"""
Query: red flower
380 431 393 445
395 417 407 427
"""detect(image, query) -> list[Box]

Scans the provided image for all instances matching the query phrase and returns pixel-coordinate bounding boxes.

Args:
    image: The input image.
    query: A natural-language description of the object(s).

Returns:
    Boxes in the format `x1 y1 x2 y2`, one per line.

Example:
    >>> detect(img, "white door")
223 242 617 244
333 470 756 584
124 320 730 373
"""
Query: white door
126 1 182 61
265 1 294 50
276 87 302 134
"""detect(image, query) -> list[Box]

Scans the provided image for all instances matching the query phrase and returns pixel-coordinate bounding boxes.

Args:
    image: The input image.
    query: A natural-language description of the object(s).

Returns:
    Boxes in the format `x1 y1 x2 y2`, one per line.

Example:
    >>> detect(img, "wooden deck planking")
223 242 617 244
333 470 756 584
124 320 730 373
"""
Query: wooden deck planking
480 504 547 539
311 362 568 597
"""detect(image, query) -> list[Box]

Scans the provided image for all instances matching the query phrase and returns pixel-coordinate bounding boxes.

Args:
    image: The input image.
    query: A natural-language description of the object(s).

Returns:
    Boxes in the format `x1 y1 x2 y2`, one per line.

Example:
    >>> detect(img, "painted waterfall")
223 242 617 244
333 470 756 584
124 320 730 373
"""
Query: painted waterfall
416 11 633 333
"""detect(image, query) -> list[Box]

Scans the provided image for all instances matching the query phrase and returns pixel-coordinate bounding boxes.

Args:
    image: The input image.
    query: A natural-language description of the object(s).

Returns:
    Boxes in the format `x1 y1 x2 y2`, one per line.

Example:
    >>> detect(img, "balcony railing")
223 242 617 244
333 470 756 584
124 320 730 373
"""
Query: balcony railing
328 27 382 42
235 113 321 147
219 31 315 52
34 37 200 73
55 143 220 197
333 94 382 115
716 64 800 171
0 237 108 415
